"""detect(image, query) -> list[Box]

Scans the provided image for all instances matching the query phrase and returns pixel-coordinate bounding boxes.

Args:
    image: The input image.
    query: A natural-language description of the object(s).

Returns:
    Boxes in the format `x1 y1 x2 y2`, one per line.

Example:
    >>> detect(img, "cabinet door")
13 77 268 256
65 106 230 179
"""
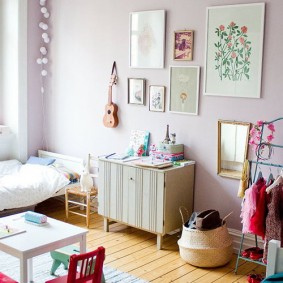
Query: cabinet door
98 160 124 221
98 160 165 234
124 167 164 233
141 169 164 234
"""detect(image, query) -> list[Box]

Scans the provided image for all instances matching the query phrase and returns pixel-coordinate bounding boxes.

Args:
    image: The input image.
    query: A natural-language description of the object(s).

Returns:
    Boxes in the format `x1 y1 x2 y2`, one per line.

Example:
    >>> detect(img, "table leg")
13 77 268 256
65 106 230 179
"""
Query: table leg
20 257 28 283
28 258 33 282
79 234 87 254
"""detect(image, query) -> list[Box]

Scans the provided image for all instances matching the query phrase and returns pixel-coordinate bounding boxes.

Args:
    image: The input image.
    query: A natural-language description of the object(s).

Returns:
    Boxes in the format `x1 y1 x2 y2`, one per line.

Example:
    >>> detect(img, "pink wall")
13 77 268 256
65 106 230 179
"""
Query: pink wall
27 0 283 230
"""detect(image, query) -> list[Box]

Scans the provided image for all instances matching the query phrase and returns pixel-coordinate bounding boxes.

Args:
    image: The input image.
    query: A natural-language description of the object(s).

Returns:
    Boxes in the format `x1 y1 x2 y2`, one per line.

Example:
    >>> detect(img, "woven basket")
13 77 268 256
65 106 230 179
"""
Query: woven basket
178 207 233 267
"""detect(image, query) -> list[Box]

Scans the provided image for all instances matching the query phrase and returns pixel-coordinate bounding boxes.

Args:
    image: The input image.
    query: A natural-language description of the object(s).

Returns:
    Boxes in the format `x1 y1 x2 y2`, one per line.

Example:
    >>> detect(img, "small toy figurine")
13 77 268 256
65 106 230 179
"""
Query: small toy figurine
170 133 176 144
163 125 171 144
136 144 145 156
127 145 135 156
80 165 93 192
149 144 156 155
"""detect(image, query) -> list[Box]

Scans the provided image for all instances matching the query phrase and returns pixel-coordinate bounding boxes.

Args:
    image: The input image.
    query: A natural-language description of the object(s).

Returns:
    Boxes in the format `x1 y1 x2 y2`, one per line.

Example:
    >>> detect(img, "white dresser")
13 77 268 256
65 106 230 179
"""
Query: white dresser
98 158 195 249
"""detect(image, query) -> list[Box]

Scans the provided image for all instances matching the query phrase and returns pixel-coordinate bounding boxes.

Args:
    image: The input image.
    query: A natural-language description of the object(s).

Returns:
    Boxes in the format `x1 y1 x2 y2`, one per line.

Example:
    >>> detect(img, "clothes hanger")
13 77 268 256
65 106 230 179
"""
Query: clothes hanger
266 167 274 185
255 168 263 183
266 169 283 193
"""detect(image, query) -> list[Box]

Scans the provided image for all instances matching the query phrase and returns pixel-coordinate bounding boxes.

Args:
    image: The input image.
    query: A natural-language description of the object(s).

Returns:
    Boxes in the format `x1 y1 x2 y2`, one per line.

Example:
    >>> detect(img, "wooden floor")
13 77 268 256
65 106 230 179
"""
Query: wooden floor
36 198 266 283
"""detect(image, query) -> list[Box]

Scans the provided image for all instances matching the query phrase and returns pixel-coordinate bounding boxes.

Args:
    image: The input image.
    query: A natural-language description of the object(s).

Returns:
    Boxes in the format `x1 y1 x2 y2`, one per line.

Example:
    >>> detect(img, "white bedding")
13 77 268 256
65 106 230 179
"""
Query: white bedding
0 162 70 211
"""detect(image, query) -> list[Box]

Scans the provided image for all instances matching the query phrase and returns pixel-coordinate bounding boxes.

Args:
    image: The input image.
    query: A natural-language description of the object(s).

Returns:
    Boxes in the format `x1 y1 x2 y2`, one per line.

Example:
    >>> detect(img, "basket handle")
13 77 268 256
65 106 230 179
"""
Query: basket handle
179 206 189 225
221 211 233 226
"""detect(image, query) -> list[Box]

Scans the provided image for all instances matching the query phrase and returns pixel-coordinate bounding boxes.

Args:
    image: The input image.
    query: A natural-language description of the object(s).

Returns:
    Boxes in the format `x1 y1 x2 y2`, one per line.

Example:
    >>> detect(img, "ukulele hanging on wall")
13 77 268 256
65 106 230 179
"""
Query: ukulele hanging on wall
103 61 119 128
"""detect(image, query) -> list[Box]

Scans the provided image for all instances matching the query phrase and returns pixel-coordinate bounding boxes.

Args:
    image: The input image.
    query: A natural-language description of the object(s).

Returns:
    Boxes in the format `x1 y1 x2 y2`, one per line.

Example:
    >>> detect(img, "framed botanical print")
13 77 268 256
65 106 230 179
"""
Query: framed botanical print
128 78 146 105
149 85 165 112
174 30 194 61
169 66 200 115
204 3 265 98
129 10 166 68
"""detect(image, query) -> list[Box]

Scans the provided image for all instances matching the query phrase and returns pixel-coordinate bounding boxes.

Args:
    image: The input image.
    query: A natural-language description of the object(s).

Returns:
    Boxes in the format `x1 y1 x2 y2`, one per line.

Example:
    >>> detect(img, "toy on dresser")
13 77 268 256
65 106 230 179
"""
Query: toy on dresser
150 125 184 161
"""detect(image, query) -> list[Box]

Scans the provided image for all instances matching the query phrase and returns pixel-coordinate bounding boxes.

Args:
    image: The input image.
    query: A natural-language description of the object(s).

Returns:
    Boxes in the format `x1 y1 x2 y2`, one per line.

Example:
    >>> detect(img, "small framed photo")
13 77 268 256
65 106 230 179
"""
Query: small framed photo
128 78 146 105
149 85 165 112
174 30 194 61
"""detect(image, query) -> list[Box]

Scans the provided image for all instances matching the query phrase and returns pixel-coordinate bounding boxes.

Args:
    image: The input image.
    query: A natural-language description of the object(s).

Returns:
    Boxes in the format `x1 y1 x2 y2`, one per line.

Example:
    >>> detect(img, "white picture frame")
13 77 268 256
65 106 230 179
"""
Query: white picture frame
204 3 265 98
129 10 166 69
128 78 146 105
169 66 200 115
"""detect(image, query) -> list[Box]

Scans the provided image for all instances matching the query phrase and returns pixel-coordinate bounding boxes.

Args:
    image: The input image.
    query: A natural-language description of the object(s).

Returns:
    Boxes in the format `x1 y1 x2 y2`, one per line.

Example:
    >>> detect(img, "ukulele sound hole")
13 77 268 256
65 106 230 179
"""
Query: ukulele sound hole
107 110 111 114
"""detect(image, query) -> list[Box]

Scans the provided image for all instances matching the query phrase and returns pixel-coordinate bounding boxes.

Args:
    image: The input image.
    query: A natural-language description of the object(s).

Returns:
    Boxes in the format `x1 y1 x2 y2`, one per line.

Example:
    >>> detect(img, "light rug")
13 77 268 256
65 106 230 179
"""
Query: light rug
0 251 148 283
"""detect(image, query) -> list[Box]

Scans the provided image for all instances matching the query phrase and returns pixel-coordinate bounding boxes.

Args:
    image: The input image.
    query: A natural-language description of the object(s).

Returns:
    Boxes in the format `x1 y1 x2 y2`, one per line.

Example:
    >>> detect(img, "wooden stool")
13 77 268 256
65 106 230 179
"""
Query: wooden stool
65 185 98 228
50 245 80 275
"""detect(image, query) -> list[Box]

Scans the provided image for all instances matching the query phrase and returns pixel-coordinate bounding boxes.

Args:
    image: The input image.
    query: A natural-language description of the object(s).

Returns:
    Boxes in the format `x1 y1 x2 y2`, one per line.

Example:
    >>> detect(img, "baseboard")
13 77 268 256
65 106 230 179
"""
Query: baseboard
228 228 264 254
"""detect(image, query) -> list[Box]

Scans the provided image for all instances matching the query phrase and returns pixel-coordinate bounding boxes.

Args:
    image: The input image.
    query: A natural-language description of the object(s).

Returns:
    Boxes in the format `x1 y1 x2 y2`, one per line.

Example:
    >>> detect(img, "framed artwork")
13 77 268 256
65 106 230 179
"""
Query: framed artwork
129 10 166 68
204 3 265 98
128 78 146 105
149 85 165 112
169 66 200 115
174 30 194 61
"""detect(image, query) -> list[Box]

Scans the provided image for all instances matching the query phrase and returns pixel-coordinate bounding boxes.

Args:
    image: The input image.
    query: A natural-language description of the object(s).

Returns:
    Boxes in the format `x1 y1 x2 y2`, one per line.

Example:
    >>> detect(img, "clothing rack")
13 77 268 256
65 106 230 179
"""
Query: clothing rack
235 117 283 274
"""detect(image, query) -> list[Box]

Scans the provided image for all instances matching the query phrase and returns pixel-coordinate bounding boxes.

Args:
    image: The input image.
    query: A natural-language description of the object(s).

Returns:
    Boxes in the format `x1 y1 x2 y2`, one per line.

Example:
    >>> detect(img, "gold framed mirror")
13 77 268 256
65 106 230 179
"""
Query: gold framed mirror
218 120 251 179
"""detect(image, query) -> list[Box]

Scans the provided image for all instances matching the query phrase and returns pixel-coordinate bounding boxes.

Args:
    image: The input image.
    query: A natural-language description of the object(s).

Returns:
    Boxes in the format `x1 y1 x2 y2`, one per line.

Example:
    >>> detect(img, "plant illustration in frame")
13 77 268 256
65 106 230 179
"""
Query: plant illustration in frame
149 85 165 112
215 22 251 81
204 3 265 98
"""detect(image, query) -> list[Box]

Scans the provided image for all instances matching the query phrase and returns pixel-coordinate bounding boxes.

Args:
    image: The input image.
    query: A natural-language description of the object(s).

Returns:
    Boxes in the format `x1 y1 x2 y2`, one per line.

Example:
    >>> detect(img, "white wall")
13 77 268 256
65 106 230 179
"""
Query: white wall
27 0 283 230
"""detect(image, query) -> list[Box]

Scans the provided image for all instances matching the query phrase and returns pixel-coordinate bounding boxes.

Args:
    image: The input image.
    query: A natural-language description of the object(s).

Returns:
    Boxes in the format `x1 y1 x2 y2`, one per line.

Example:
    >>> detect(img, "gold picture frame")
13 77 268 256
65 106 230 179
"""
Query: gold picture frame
173 30 194 61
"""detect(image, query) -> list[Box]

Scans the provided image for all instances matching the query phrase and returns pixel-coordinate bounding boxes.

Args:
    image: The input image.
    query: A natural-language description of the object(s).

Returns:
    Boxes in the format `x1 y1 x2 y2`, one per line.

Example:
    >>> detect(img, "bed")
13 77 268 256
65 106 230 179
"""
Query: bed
0 150 84 217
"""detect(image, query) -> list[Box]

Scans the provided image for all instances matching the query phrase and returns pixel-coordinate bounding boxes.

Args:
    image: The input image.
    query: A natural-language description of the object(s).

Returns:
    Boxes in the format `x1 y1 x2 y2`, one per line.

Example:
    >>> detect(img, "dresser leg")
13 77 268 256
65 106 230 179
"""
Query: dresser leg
103 218 109 232
157 234 163 250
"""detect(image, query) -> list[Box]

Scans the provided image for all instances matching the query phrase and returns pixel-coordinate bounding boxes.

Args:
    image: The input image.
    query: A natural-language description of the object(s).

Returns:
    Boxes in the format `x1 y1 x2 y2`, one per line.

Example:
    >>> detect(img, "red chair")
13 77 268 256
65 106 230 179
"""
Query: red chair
45 246 105 283
0 272 18 283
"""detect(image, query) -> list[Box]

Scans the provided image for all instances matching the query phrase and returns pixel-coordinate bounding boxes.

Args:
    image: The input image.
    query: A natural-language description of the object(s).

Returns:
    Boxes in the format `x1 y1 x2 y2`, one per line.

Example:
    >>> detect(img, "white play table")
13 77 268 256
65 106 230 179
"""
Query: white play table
0 212 88 283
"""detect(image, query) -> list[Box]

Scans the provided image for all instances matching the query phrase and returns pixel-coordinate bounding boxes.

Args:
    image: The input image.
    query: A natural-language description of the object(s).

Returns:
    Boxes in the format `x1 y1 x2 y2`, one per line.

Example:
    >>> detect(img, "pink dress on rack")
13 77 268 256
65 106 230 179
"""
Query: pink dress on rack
263 184 283 262
241 178 266 234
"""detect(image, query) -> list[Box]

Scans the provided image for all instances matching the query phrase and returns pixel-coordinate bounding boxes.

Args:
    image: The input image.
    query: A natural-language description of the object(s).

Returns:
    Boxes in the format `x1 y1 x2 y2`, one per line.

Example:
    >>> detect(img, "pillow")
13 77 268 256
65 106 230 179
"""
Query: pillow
0 159 22 178
51 164 80 183
26 156 56 166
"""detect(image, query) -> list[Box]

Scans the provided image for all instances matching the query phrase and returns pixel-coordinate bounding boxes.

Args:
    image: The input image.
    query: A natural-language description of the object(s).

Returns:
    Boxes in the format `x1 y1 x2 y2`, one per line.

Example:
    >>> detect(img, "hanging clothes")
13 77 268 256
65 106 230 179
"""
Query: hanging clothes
263 184 283 263
237 160 250 198
240 177 266 234
249 183 268 239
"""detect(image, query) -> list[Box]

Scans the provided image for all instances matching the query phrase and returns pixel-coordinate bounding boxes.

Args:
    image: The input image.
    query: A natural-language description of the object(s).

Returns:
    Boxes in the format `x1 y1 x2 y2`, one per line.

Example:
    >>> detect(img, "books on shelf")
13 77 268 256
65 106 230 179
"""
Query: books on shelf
0 223 26 239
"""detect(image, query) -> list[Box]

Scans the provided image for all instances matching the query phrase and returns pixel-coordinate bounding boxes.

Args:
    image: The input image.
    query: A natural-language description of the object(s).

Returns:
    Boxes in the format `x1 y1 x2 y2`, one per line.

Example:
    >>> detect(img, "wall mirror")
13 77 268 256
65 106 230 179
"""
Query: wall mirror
218 120 251 179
